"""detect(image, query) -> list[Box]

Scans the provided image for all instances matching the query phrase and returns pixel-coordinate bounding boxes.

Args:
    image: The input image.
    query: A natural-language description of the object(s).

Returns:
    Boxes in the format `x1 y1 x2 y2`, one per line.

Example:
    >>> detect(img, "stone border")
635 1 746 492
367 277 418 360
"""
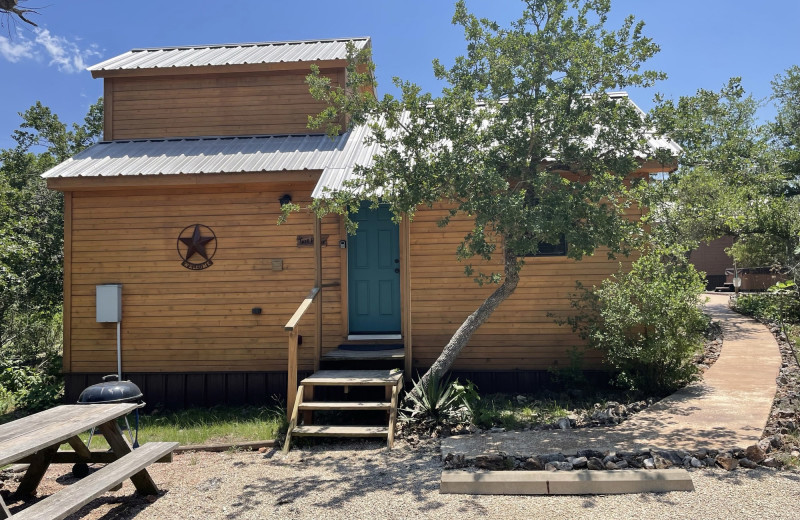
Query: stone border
444 443 783 472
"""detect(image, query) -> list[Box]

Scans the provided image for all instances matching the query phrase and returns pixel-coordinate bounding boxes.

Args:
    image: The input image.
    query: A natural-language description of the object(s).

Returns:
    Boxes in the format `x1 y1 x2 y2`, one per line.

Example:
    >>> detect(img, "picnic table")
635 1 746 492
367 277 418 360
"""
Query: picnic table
0 403 177 520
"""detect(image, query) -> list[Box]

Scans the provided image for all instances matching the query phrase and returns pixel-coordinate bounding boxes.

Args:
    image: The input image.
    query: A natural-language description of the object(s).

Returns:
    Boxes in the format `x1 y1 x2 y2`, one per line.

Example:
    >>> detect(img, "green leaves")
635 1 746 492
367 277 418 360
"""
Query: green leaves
648 67 800 288
305 1 663 275
0 101 102 390
571 249 708 394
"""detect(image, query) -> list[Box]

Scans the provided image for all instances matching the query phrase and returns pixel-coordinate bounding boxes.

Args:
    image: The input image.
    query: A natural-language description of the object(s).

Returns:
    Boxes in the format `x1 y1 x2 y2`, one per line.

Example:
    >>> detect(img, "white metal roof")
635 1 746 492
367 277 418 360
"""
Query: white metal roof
41 127 377 182
42 94 680 198
88 37 370 72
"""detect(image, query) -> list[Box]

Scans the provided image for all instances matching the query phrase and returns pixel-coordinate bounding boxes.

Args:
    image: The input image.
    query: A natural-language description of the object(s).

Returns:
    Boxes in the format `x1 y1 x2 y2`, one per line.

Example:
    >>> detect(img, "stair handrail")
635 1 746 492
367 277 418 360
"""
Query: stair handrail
284 287 320 419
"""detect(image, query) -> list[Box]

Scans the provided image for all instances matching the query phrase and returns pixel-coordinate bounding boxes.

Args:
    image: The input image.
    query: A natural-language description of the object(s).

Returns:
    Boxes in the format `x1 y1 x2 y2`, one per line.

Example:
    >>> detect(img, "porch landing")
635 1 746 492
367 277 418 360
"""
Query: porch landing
321 347 405 361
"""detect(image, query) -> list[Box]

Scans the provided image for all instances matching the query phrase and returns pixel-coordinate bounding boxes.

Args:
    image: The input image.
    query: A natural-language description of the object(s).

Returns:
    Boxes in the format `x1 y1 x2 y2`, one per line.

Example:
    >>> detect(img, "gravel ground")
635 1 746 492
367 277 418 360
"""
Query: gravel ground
5 439 800 520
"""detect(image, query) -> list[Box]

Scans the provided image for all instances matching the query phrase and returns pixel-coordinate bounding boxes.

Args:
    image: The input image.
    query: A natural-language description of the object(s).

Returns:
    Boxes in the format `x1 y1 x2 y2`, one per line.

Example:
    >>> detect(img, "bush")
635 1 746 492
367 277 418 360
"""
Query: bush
732 280 800 324
570 250 708 394
0 307 64 413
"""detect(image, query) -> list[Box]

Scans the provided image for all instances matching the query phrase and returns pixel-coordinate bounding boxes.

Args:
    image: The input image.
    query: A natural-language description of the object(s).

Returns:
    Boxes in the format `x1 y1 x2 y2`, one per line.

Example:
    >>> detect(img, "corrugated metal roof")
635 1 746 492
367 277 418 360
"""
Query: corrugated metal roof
88 37 370 72
41 128 377 181
42 94 680 198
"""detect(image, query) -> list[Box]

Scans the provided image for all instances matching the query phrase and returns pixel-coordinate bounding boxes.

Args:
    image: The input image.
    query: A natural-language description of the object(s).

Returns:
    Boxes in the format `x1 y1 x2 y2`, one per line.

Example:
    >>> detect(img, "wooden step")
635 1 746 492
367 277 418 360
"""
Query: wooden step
291 425 389 438
298 401 391 411
301 369 403 386
321 348 405 361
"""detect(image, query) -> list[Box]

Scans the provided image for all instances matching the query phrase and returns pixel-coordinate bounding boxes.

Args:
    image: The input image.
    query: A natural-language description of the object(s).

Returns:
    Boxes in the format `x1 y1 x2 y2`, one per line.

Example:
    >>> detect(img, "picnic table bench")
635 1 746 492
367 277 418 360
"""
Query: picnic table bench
0 403 177 520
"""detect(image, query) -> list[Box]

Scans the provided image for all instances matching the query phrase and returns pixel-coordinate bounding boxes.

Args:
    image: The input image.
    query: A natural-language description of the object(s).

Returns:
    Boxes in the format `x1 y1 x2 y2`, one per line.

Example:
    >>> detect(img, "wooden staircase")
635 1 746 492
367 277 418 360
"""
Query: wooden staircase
283 369 404 453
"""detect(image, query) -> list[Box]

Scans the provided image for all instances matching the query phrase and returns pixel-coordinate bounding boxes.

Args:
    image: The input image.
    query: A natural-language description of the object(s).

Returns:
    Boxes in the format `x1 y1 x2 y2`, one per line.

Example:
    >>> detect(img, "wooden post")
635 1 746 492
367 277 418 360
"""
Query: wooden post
287 329 299 420
313 216 322 371
400 216 412 380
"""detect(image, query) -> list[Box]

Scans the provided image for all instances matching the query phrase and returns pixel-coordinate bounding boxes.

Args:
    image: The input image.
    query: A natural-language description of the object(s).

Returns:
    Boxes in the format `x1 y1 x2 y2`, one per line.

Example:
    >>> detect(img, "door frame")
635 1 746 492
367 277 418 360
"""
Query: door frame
338 210 411 354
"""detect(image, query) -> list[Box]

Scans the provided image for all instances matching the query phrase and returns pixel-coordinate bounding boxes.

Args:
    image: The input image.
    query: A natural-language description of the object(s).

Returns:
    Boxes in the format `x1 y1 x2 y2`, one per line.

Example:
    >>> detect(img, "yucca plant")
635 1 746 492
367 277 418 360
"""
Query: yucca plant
400 374 474 427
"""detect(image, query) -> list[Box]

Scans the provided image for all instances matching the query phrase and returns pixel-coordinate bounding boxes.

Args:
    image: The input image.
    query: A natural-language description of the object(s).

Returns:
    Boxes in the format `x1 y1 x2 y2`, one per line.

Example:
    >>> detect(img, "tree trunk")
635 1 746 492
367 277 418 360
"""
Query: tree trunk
416 247 521 391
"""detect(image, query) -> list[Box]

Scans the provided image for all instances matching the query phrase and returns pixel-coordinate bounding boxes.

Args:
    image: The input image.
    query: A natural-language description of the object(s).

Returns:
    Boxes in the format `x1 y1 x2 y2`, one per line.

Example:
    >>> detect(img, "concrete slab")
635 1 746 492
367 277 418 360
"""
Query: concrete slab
442 294 781 457
440 469 694 495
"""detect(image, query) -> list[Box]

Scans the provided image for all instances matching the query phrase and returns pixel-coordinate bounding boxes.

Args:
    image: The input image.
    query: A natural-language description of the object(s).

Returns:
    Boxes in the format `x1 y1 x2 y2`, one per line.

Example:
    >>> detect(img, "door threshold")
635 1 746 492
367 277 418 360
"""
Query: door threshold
347 334 402 341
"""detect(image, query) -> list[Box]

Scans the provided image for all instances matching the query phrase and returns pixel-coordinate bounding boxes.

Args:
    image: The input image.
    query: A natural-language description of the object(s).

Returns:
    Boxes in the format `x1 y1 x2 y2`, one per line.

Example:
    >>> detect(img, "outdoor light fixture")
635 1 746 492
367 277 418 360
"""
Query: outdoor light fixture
279 194 292 206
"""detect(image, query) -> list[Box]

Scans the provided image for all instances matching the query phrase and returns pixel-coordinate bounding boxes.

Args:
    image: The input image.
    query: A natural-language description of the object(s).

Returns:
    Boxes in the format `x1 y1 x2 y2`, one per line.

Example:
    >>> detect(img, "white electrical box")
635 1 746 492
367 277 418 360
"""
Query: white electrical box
96 284 122 323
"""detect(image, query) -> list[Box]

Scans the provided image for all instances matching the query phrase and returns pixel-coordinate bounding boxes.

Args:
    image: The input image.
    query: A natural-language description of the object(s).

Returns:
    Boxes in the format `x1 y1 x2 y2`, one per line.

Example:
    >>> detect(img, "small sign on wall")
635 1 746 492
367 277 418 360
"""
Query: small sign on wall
296 234 329 247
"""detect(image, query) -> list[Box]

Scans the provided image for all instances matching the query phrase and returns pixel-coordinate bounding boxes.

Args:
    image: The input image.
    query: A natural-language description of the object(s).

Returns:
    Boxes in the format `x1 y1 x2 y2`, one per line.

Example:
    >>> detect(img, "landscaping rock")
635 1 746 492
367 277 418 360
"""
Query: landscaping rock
653 454 672 469
715 453 738 471
761 457 782 468
604 461 619 470
692 448 708 460
745 445 767 463
522 458 544 471
643 458 655 469
539 453 566 463
577 449 605 459
587 457 604 470
570 456 588 469
690 457 703 468
739 458 759 469
475 454 505 470
556 417 571 430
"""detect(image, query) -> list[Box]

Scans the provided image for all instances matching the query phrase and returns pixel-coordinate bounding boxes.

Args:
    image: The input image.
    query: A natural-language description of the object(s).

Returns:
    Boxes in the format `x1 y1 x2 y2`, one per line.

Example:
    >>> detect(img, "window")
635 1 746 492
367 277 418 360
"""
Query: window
524 235 567 257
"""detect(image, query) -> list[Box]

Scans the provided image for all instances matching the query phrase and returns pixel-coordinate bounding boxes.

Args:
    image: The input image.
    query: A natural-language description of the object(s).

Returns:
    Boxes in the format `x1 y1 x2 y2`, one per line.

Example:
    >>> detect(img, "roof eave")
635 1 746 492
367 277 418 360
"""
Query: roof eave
89 58 350 79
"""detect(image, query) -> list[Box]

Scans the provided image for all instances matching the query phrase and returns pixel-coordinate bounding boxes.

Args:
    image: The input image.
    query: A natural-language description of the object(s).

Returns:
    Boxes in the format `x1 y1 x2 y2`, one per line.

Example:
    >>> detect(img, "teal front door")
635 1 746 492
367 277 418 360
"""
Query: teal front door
348 202 401 334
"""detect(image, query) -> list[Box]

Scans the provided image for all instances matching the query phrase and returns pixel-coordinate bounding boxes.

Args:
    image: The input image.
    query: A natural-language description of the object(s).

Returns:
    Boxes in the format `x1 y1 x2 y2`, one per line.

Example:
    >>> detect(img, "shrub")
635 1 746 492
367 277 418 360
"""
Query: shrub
0 307 64 413
570 250 708 394
732 280 800 324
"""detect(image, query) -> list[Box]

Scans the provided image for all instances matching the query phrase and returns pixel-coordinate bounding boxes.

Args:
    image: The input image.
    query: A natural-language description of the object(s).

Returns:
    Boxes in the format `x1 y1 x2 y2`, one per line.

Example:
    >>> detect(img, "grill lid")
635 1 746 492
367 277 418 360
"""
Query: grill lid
78 376 143 404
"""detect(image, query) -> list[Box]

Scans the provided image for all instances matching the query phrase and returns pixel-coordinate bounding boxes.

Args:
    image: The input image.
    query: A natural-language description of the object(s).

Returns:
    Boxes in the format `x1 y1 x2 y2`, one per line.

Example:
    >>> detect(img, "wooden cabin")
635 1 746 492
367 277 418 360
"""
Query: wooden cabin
42 38 678 411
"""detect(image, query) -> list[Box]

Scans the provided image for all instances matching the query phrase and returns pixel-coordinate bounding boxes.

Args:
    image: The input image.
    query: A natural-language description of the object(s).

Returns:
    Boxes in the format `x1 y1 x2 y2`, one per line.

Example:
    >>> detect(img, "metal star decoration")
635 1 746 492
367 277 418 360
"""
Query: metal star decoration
179 224 214 261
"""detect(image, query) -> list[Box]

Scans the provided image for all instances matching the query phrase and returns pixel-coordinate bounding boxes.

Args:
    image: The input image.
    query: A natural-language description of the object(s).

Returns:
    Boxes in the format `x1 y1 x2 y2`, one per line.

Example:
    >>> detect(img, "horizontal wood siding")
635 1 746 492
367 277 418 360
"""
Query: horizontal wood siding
68 181 343 373
108 69 342 140
408 204 639 371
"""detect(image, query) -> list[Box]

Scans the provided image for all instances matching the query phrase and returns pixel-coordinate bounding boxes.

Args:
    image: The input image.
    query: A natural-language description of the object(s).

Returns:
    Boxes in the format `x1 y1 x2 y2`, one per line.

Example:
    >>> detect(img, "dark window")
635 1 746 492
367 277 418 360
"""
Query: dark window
525 235 567 257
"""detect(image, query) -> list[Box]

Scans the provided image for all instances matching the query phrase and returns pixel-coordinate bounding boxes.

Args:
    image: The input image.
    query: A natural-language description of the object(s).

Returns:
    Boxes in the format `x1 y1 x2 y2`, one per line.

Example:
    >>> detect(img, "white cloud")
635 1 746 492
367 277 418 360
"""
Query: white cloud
0 28 100 73
0 33 35 62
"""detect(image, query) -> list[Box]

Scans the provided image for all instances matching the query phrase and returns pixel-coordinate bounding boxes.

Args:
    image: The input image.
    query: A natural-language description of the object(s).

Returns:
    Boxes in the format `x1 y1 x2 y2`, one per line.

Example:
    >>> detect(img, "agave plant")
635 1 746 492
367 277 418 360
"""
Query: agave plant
400 374 476 427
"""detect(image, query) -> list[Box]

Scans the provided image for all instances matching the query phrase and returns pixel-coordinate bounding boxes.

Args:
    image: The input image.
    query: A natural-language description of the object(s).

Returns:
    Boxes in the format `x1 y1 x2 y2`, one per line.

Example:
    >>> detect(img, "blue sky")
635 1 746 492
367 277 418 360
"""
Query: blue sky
2 0 799 149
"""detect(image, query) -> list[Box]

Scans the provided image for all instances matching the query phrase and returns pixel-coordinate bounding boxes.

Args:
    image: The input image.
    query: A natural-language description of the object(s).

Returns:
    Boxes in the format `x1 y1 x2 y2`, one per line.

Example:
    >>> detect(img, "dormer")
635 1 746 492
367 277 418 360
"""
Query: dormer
89 37 371 141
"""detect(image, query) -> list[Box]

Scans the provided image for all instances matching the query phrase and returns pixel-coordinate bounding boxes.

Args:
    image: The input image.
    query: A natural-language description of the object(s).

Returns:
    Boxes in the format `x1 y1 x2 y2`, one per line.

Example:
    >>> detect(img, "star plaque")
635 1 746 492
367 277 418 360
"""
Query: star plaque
177 224 217 270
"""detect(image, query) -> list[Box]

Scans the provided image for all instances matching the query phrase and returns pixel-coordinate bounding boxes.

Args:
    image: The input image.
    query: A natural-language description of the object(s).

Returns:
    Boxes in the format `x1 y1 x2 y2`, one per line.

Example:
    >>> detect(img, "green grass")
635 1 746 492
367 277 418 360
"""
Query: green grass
68 405 286 450
469 391 626 430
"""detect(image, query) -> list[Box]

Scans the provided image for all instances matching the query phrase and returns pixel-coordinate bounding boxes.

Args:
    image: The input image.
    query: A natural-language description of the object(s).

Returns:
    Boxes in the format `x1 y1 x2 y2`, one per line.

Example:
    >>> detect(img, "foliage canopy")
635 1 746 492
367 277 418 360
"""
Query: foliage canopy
302 0 669 385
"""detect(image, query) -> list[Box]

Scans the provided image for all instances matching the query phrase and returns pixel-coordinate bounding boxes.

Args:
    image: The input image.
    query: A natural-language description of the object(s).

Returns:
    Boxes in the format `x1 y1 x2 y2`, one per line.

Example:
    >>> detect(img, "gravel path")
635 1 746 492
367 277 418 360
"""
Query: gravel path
6 440 800 520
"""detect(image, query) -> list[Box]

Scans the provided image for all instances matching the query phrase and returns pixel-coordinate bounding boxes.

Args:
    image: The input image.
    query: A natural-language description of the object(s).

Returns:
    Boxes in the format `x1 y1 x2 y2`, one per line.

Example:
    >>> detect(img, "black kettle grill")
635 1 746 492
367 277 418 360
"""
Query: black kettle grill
74 374 145 477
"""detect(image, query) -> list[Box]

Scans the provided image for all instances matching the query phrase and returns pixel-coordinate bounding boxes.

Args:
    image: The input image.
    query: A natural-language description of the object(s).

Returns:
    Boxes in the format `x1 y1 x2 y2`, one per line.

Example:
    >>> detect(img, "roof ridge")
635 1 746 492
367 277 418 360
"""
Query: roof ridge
128 37 370 53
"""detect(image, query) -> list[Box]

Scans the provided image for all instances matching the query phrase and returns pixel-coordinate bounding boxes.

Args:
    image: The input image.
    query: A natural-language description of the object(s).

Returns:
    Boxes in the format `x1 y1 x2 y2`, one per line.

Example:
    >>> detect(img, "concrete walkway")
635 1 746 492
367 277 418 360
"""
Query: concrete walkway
442 293 782 456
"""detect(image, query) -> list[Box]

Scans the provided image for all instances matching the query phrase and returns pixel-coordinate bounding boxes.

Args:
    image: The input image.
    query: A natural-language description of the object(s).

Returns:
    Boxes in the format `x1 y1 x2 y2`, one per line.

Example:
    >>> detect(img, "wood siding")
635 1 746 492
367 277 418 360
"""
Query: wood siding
67 181 343 374
407 204 639 371
65 185 640 375
106 69 343 140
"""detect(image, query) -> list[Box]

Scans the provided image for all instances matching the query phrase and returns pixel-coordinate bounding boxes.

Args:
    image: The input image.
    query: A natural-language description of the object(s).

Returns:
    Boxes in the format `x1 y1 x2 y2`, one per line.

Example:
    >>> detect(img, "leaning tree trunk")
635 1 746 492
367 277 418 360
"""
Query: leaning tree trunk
417 247 521 391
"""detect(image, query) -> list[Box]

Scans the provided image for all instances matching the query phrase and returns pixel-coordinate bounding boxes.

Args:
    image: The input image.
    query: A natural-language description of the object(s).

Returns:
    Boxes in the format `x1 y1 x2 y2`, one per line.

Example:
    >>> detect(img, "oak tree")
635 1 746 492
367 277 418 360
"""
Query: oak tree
305 0 666 387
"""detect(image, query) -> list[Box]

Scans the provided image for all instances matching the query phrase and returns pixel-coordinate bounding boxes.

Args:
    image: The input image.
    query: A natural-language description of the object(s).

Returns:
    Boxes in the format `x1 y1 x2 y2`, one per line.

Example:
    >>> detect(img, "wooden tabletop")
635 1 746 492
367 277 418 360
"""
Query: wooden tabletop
0 403 138 467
